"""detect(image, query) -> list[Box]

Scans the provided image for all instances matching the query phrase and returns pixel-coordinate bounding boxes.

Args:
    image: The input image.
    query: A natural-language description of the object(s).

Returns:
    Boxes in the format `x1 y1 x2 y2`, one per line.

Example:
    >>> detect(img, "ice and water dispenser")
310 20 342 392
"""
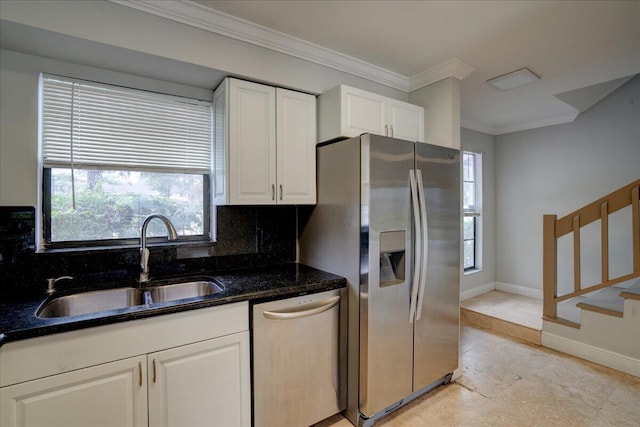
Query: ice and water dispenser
379 230 406 287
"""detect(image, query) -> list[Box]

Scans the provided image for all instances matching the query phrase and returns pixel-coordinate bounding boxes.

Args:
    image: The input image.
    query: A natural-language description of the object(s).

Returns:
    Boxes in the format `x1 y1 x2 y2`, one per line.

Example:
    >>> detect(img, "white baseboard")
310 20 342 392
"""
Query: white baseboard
460 282 495 301
460 282 544 301
496 282 543 300
542 331 640 377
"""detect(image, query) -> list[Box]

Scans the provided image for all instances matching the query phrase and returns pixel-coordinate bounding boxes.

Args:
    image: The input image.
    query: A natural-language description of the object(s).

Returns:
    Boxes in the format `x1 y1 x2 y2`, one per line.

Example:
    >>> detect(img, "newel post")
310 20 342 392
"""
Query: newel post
543 215 558 319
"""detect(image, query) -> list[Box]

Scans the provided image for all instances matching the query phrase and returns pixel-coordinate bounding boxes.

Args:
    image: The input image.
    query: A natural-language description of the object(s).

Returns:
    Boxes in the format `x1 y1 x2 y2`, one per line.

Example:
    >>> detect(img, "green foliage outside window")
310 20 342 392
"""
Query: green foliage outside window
49 169 204 242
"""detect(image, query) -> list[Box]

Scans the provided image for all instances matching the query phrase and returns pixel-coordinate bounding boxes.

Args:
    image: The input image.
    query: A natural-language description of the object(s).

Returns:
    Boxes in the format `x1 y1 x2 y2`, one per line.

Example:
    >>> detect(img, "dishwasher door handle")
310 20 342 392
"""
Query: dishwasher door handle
263 296 340 320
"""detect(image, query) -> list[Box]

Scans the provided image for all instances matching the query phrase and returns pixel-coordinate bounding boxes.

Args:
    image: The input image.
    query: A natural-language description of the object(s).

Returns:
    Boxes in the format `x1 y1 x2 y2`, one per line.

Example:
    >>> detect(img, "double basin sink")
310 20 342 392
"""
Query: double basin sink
37 279 223 319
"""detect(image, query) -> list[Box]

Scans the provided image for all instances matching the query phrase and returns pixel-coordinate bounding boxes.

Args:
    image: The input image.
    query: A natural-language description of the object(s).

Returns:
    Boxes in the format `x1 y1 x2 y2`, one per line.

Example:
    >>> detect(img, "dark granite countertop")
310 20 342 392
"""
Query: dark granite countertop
0 263 346 346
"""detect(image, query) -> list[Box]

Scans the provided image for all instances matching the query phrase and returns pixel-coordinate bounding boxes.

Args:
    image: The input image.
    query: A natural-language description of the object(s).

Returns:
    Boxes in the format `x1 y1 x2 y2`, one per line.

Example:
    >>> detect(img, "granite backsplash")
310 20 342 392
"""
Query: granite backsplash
0 205 297 303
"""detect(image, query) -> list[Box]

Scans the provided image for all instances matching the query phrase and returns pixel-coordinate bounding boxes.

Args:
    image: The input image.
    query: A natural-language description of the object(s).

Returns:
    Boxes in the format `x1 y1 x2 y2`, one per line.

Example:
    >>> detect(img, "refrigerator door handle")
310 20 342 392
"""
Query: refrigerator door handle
415 169 429 320
408 169 422 323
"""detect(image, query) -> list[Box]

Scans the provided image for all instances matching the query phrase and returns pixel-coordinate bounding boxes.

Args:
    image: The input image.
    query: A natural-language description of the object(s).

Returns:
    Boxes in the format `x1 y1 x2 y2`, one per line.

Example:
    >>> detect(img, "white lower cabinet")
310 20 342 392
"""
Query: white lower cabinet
1 356 147 427
148 332 250 427
0 303 250 427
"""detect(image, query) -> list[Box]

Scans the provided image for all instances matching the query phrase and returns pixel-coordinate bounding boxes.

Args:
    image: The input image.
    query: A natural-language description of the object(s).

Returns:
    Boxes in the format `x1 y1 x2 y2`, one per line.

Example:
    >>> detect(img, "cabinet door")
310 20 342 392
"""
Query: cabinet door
0 356 147 427
212 81 228 205
148 332 251 427
229 79 276 205
341 86 387 137
387 100 425 142
276 88 317 204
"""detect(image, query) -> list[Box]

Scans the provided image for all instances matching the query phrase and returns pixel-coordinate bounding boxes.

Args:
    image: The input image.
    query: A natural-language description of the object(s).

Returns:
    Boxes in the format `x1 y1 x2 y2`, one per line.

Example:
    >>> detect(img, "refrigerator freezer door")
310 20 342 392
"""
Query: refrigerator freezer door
413 144 461 390
359 134 415 417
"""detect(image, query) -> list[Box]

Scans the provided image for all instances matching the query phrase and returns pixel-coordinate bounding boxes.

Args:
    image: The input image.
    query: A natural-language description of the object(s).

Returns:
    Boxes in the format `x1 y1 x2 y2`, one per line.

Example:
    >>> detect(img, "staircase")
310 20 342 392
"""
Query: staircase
555 278 639 324
542 180 640 376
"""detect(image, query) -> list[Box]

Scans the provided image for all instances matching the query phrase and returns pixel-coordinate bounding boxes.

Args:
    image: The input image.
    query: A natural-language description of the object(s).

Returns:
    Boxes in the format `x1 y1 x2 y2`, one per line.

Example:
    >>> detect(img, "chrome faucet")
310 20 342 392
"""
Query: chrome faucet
139 214 178 284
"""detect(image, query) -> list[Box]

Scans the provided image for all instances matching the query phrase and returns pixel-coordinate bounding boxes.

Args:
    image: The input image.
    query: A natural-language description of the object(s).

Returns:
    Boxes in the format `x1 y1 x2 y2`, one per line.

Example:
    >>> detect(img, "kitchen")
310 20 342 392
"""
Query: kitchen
1 1 639 427
0 0 461 424
1 67 453 427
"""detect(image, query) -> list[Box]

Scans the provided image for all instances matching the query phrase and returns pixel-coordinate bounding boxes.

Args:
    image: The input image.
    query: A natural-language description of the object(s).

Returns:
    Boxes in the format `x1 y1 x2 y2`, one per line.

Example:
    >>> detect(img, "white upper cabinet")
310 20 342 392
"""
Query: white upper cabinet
214 78 316 205
387 99 425 142
318 85 425 143
276 88 316 204
341 86 387 136
215 78 276 205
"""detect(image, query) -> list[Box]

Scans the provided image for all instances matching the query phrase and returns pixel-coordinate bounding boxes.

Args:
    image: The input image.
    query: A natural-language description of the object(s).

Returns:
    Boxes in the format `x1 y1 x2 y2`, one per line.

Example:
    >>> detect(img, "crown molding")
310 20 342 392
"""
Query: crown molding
110 0 410 91
111 1 474 93
410 58 475 91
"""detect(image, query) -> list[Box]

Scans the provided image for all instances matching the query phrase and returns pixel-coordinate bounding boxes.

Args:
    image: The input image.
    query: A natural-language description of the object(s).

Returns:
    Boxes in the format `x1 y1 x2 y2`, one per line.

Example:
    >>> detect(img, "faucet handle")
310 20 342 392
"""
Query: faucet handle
46 276 73 295
139 247 150 284
140 247 150 271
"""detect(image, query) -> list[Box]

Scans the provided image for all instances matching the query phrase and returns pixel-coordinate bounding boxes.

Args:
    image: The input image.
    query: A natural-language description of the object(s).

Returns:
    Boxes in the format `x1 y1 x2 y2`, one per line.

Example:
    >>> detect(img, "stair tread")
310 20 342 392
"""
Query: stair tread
619 278 640 299
576 287 625 315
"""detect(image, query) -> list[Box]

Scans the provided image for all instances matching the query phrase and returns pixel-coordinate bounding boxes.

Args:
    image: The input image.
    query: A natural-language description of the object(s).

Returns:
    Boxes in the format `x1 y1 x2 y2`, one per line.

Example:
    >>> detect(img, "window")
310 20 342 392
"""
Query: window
40 74 213 248
463 151 482 272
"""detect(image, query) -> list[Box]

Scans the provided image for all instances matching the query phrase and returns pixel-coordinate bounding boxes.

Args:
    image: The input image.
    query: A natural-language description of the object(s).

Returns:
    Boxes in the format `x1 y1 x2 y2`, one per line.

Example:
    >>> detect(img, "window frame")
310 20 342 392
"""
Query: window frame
41 168 212 250
38 74 214 250
463 150 482 273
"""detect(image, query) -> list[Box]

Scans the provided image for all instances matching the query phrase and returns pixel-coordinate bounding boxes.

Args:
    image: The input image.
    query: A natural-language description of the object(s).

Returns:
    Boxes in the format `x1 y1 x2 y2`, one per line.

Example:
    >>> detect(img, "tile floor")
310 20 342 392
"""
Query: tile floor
317 324 640 427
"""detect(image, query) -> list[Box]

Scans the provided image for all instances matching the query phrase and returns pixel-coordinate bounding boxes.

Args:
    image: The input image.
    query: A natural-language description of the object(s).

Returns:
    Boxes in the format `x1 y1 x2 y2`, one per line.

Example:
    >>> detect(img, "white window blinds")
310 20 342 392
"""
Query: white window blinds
41 74 212 174
463 151 481 216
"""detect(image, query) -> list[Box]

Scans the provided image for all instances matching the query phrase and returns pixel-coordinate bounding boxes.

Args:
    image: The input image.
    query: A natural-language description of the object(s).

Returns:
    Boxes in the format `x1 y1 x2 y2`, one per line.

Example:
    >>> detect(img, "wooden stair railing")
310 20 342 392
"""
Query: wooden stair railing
543 179 640 323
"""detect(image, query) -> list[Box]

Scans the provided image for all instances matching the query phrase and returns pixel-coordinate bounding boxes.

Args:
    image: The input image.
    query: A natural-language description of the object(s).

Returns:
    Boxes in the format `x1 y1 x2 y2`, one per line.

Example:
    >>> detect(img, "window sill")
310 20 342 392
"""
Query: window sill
464 268 483 276
39 239 214 255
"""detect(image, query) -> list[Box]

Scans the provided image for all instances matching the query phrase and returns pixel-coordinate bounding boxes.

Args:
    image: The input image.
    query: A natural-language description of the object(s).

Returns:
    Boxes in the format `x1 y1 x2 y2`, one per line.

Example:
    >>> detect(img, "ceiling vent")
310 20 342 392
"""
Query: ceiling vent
487 68 540 90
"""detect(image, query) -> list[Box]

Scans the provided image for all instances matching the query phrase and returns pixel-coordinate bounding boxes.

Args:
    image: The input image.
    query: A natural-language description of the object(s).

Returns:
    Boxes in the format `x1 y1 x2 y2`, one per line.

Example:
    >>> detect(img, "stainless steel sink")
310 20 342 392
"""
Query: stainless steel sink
148 280 223 303
36 278 224 319
37 287 145 318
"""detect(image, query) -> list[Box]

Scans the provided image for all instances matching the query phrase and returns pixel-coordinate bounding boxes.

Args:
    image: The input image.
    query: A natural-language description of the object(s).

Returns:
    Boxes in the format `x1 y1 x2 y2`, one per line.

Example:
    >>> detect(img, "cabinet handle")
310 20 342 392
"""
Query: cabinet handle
271 184 275 200
153 359 157 383
390 125 394 137
385 124 388 136
138 362 142 387
279 184 283 201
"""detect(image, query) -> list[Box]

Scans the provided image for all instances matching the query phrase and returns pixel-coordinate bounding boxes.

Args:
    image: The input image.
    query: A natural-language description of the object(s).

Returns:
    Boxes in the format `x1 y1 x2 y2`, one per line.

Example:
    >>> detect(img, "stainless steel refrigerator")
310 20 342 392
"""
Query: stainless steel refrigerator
299 133 460 426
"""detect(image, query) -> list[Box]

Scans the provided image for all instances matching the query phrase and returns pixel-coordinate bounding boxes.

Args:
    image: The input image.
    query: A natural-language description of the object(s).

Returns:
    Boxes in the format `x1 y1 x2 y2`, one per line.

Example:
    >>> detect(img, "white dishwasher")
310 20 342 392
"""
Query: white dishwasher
252 289 346 427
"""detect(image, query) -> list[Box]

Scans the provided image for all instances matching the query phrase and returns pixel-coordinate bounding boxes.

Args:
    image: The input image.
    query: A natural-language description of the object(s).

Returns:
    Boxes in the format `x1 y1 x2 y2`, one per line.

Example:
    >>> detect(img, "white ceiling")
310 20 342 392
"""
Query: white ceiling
186 0 640 135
